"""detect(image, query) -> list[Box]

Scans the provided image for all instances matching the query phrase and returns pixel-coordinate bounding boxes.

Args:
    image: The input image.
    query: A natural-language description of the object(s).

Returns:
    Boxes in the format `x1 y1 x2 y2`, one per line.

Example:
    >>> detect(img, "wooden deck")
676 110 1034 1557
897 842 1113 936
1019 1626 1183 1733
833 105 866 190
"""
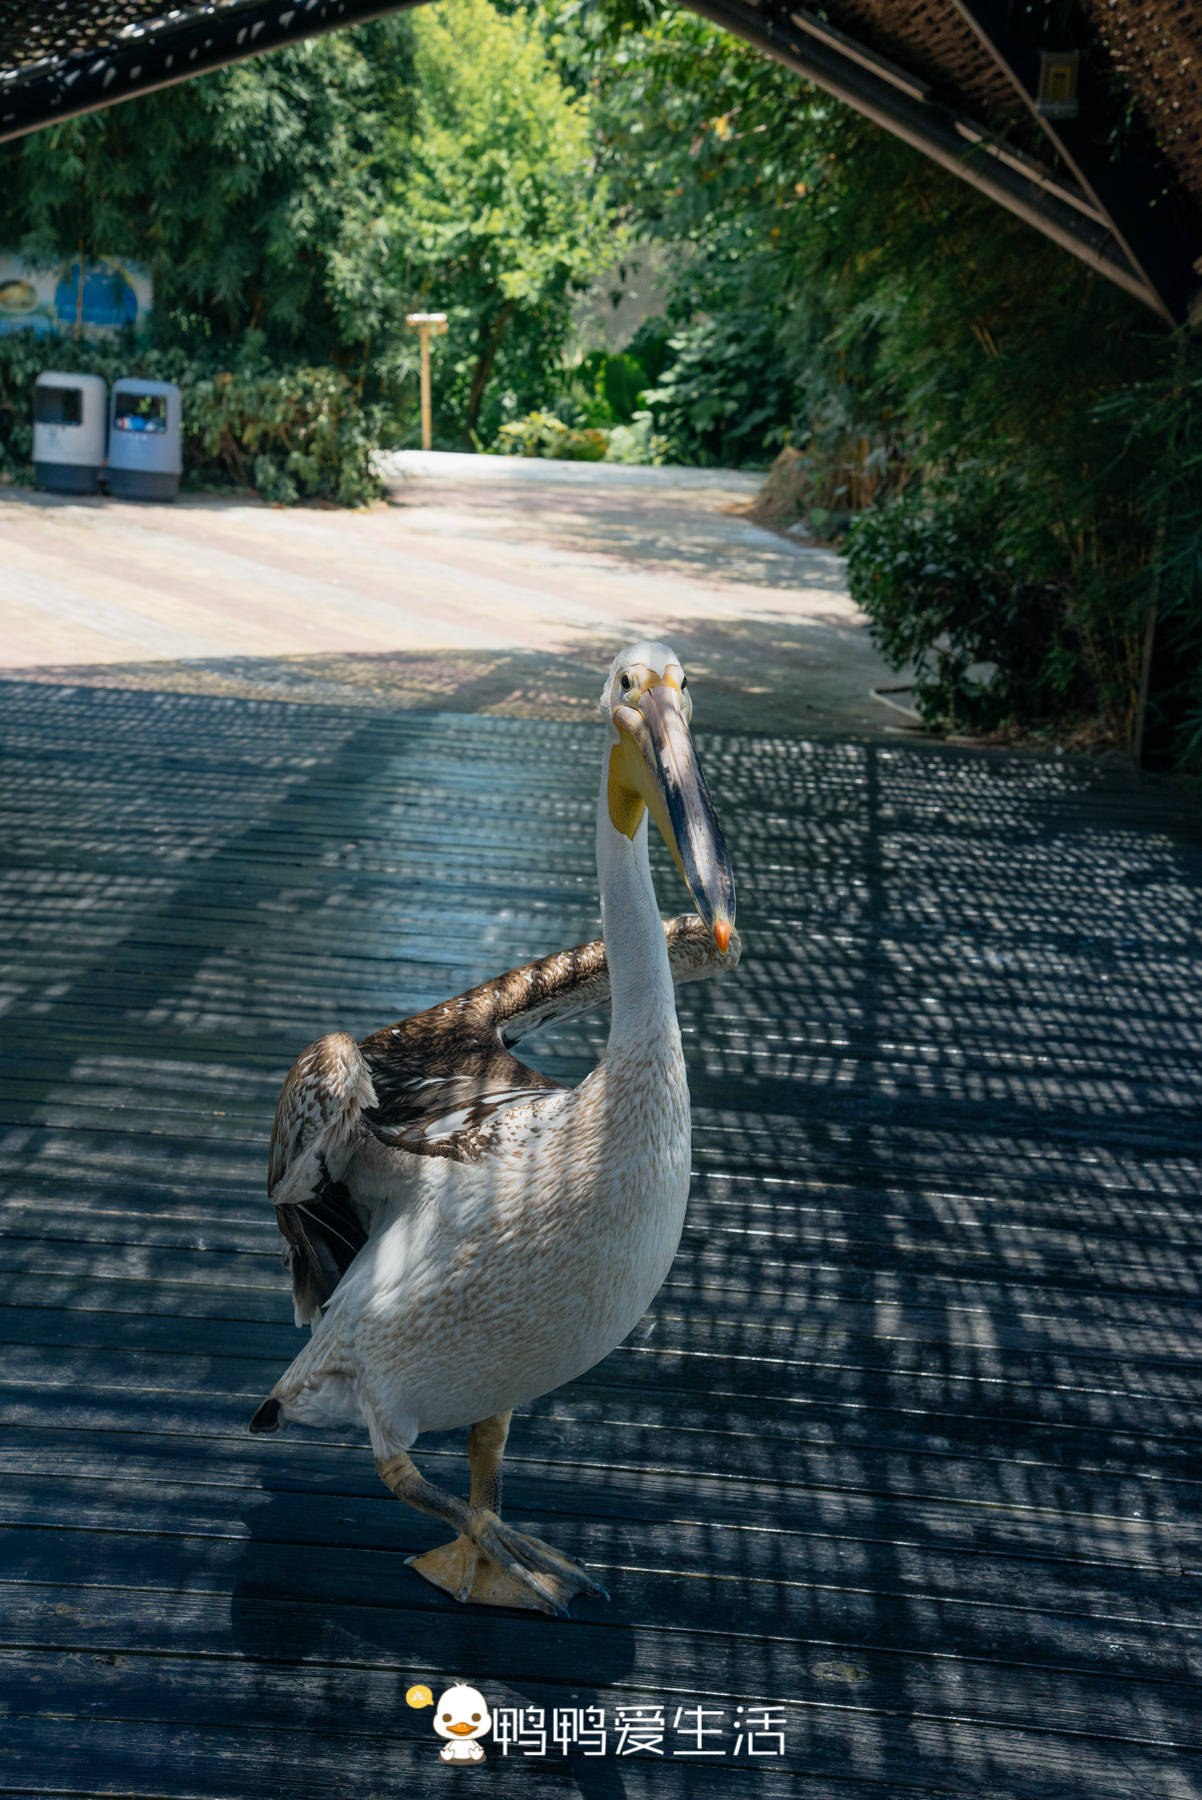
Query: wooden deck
2 676 1201 1799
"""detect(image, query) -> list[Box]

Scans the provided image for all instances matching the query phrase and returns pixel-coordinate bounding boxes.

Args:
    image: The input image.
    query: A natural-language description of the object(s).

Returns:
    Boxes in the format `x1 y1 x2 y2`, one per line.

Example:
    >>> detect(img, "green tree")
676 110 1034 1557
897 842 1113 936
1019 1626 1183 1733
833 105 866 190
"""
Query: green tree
0 4 615 448
554 0 1193 744
394 0 618 442
0 20 415 363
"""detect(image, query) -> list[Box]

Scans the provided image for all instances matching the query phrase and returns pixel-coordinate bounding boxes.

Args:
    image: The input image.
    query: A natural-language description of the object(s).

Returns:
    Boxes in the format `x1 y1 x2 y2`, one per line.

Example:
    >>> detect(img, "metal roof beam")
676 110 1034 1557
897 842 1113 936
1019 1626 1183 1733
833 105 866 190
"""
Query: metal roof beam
683 0 1162 314
947 0 1202 325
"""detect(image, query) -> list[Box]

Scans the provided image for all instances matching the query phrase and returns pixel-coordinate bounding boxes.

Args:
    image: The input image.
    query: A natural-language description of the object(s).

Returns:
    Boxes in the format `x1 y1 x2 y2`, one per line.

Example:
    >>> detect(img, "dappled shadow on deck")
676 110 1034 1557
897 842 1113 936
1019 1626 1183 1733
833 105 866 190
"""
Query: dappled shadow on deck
0 675 1201 1797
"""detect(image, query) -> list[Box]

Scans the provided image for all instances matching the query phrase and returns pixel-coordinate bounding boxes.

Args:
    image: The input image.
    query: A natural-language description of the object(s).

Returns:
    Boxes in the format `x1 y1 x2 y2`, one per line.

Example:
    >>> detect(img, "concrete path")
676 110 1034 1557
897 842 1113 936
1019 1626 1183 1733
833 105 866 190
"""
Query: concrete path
0 452 902 734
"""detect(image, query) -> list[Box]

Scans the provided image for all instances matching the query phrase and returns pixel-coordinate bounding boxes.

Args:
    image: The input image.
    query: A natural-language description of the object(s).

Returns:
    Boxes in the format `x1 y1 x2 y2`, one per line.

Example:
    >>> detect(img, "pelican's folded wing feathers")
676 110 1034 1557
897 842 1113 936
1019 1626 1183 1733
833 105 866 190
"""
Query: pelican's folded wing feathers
356 914 739 1152
268 915 740 1321
268 1032 382 1324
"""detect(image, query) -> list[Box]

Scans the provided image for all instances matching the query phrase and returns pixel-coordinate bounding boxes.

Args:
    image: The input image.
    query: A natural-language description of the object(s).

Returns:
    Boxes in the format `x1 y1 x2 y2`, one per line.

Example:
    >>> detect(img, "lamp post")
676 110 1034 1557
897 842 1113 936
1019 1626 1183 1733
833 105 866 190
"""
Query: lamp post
405 311 448 451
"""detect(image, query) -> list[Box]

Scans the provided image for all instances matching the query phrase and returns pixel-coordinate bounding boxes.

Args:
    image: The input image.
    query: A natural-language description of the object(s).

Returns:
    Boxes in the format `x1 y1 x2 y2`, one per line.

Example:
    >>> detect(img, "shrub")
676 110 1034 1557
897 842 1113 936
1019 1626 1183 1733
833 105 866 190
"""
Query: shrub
846 476 1094 732
490 402 669 464
601 352 647 423
605 410 669 465
643 308 795 468
0 334 381 506
184 368 381 506
492 411 608 460
1097 354 1202 771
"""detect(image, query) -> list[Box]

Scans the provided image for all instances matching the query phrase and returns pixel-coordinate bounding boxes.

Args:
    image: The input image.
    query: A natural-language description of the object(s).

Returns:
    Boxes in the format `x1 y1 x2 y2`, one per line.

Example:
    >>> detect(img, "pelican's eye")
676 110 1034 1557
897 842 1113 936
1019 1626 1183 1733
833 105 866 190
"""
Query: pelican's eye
620 672 633 693
680 676 688 689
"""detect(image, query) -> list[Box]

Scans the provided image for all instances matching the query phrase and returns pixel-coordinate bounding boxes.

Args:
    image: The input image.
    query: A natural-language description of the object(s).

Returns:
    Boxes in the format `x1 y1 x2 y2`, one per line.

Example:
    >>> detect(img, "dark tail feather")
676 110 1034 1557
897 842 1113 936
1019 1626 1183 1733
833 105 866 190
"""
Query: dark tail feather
249 1397 283 1434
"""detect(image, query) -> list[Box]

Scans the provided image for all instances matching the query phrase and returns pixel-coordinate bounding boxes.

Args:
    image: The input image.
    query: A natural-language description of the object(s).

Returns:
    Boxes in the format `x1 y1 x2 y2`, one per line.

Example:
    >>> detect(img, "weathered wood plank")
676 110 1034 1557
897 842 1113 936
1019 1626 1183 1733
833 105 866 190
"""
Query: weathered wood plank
7 1225 1202 1322
7 1297 1202 1418
2 681 1201 1799
8 1267 1202 1381
5 1317 1202 1454
2 1444 1196 1639
5 1477 1202 1682
3 1656 1200 1800
11 1156 1202 1286
2 1385 1197 1566
0 1715 809 1800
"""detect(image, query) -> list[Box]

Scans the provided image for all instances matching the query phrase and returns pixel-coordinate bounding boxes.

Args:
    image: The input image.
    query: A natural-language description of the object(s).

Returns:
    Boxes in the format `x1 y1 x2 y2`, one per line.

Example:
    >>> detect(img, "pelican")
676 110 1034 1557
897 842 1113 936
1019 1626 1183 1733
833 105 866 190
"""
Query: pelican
249 642 739 1615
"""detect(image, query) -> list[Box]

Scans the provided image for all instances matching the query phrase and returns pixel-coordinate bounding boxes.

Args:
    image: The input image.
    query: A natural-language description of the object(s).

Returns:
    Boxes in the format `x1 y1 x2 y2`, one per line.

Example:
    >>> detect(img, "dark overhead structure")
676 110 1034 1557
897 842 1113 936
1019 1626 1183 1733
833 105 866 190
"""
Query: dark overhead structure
2 0 1200 323
0 1 427 143
694 0 1202 327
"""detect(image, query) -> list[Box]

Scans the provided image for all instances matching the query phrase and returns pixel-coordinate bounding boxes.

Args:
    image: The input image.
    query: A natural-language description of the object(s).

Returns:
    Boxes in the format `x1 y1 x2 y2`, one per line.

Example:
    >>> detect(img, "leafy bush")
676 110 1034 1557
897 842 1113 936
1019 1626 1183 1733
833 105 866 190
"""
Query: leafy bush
490 403 667 463
622 318 673 390
644 308 797 468
185 367 381 506
605 410 669 464
544 349 651 432
846 477 1093 732
549 355 618 429
492 411 608 459
1097 353 1202 771
0 332 382 506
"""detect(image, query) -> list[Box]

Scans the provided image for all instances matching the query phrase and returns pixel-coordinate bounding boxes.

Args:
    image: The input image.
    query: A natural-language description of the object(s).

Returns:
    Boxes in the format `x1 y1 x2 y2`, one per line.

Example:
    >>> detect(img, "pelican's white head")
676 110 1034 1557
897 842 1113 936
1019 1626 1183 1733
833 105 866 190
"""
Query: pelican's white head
599 640 692 727
599 640 735 951
433 1684 492 1742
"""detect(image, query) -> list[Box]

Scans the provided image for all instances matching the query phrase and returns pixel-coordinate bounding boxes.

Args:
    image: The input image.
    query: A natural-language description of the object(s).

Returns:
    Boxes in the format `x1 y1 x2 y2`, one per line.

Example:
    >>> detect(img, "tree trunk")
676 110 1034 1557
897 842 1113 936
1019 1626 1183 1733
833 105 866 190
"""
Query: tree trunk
465 301 513 441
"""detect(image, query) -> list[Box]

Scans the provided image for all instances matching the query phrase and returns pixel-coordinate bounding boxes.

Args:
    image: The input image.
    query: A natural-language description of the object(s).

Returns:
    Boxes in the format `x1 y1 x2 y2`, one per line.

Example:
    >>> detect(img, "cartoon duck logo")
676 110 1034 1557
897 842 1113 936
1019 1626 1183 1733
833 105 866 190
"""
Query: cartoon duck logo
431 1684 492 1762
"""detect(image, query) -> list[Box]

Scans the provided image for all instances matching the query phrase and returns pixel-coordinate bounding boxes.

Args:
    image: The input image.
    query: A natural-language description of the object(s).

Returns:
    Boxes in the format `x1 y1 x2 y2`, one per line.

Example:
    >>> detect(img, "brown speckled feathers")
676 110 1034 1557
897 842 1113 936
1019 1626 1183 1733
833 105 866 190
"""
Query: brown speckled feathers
269 915 737 1321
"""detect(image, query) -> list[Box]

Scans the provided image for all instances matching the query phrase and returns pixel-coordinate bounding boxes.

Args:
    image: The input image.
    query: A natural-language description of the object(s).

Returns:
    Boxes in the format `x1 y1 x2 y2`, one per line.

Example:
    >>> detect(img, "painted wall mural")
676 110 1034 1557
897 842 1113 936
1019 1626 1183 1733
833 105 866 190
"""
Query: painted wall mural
0 254 153 337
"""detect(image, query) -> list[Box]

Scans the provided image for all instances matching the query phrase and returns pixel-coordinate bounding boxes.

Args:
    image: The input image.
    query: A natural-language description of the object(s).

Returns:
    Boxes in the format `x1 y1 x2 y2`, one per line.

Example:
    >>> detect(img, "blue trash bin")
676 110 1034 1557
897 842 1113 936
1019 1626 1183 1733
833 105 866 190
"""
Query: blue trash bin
106 378 182 500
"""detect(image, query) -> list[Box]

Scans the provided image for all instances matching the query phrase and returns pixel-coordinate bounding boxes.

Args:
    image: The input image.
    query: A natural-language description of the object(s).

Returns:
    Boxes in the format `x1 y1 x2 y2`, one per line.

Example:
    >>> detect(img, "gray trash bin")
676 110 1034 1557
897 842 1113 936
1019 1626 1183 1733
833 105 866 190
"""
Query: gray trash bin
33 372 108 493
107 378 182 500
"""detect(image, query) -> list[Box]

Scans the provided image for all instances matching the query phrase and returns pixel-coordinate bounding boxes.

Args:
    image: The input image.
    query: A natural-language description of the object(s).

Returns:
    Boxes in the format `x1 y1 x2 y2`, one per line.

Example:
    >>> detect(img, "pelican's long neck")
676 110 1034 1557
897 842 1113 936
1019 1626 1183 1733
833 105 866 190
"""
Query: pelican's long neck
596 745 677 1051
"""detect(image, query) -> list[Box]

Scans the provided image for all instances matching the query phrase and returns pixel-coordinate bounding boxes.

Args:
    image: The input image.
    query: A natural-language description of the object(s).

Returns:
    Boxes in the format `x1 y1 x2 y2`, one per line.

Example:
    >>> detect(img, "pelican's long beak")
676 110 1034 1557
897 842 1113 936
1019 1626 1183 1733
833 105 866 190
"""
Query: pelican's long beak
610 679 736 949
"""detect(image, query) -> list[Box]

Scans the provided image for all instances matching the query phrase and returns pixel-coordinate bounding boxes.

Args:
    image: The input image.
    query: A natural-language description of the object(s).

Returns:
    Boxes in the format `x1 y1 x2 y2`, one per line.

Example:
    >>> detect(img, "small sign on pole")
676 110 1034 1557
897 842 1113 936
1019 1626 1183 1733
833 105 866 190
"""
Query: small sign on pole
405 311 447 451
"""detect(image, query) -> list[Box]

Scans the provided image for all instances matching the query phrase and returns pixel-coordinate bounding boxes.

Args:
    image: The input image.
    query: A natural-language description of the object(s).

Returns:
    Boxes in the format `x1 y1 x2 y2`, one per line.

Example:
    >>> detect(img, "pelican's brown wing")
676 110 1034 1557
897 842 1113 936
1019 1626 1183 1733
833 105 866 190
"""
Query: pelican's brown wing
358 912 738 1152
269 915 739 1320
357 938 605 1156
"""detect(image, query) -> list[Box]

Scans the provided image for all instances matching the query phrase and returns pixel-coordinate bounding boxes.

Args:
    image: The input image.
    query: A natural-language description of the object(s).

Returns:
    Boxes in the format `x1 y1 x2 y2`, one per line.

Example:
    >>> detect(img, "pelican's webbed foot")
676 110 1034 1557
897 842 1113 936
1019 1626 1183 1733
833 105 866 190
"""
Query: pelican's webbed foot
376 1412 607 1618
408 1518 608 1616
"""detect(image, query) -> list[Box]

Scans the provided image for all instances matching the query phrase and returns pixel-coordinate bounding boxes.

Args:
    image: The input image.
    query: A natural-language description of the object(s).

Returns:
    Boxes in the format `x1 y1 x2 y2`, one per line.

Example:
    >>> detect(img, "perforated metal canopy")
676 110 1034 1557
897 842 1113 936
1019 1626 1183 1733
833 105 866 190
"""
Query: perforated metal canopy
0 1 425 145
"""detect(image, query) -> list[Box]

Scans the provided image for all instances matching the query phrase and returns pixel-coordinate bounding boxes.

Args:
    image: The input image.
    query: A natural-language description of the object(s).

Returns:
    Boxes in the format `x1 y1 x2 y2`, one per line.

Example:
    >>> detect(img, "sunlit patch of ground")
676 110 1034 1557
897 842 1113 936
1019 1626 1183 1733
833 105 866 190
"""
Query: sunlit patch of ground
0 453 904 736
